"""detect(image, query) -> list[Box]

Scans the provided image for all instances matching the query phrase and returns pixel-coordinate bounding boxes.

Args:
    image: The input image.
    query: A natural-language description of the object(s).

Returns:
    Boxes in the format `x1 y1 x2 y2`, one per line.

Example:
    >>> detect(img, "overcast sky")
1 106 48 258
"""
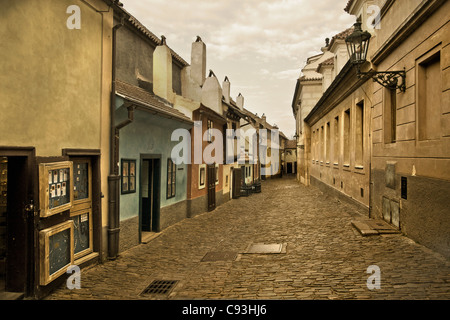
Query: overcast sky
120 0 356 138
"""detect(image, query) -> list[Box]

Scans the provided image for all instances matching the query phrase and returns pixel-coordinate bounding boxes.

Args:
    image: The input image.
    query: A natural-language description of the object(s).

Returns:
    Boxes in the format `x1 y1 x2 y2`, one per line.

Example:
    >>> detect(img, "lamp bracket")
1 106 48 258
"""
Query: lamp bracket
357 68 406 92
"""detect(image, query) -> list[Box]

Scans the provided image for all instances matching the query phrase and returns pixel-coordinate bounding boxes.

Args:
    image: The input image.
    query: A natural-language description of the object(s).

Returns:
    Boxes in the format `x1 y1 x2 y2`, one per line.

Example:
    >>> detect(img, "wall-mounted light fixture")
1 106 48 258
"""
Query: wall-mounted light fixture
345 21 406 92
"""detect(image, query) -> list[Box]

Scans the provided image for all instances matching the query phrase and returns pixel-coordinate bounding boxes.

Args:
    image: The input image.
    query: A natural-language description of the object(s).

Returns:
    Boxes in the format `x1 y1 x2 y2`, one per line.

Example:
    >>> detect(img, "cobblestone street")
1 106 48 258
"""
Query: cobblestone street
47 178 450 300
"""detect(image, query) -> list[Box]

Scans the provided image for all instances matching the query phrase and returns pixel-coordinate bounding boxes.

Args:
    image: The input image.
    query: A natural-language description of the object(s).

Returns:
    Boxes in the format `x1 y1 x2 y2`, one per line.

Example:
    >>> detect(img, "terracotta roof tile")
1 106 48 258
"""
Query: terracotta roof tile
344 0 354 13
115 80 193 124
285 140 297 149
328 26 354 48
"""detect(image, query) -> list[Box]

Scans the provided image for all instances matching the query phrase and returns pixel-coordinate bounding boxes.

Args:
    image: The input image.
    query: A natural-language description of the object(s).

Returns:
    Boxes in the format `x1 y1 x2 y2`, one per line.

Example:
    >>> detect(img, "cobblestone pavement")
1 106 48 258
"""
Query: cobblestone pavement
47 178 450 300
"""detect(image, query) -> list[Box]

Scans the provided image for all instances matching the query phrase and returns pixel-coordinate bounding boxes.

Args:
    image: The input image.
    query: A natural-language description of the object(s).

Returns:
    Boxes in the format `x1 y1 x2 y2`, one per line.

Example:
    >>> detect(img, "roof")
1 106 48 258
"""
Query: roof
328 26 354 49
344 0 354 13
285 140 297 149
114 4 189 67
115 80 193 125
316 57 335 72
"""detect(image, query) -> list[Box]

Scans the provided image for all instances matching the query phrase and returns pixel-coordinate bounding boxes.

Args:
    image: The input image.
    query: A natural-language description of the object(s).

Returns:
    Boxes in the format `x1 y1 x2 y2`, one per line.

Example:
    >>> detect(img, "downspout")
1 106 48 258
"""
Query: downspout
108 15 125 260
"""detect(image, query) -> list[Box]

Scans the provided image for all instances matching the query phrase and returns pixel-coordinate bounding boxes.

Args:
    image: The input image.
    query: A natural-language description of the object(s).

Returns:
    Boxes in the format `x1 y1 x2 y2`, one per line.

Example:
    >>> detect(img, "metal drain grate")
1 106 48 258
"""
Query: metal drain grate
140 280 178 296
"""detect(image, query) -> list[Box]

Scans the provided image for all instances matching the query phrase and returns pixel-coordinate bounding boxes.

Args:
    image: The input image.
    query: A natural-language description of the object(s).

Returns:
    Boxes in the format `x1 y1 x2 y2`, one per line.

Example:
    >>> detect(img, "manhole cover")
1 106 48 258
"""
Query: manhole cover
140 280 178 296
201 251 237 262
245 243 284 254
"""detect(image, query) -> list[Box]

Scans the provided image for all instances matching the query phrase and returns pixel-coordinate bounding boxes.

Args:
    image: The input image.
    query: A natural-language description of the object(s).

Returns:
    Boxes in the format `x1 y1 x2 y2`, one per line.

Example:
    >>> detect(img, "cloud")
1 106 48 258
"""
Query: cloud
119 0 356 136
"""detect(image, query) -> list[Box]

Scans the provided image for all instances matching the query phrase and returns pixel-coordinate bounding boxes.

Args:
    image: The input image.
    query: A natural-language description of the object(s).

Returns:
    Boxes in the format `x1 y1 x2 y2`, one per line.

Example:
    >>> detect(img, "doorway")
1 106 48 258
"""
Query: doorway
0 153 33 298
140 157 161 241
207 164 216 211
287 163 293 174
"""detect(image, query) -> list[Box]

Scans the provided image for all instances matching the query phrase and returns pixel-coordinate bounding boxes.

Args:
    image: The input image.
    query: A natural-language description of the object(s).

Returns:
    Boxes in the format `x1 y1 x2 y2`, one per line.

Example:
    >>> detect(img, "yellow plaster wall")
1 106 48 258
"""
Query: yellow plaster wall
0 0 110 157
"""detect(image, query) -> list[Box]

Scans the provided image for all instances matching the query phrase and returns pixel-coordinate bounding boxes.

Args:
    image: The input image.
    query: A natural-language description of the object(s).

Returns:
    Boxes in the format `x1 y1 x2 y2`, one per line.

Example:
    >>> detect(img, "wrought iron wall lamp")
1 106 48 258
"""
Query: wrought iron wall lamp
345 21 406 92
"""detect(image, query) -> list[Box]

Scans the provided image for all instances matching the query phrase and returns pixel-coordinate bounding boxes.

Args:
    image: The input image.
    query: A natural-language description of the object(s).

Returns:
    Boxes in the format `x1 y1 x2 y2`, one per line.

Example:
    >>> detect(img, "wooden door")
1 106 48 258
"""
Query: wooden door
70 159 93 261
207 165 216 211
2 156 30 293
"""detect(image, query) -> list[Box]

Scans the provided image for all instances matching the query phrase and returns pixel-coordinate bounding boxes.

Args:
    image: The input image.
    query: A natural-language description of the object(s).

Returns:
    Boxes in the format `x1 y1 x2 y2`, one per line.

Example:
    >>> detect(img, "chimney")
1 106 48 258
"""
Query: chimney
236 93 244 110
191 36 207 87
153 35 173 100
223 76 231 104
201 70 222 114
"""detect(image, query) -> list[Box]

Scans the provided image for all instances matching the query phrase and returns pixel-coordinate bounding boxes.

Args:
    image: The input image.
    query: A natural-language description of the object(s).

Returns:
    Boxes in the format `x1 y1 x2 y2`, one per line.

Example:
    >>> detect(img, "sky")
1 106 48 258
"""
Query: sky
120 0 356 138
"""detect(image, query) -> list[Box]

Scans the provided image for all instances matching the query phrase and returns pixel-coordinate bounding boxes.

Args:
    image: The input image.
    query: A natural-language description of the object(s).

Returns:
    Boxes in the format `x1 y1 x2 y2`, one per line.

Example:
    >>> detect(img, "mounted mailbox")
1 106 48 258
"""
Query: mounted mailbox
39 161 74 218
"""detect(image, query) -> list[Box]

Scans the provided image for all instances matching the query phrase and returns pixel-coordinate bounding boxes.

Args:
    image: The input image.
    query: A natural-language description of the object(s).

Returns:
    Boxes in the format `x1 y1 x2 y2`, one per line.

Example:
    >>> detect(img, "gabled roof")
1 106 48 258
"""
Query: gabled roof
328 26 354 49
114 4 189 67
115 80 193 125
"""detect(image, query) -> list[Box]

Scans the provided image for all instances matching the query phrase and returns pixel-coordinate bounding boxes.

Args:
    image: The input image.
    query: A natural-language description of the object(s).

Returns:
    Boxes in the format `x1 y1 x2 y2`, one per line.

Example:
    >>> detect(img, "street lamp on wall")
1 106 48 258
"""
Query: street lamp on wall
345 21 406 93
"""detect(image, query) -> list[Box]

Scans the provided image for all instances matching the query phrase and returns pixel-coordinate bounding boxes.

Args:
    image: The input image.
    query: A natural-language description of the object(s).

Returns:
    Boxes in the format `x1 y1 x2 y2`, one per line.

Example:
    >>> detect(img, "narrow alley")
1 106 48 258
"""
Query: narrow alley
46 178 450 301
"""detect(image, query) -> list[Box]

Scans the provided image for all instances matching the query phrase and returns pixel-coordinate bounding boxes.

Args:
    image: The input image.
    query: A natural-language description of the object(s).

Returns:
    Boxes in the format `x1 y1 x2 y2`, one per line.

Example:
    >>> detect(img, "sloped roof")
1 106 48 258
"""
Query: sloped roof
114 5 189 67
285 140 297 149
316 57 335 72
328 26 354 49
344 0 354 13
115 80 193 124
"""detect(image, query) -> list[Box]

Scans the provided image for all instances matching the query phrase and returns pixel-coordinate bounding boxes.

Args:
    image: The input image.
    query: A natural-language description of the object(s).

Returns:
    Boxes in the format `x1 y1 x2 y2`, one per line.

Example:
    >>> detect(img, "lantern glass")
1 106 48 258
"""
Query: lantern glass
345 22 372 66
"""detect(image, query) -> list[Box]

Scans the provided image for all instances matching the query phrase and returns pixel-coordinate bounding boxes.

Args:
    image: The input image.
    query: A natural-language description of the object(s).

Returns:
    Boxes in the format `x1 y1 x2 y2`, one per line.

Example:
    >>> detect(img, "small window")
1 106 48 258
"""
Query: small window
121 159 136 194
207 119 213 142
167 159 176 199
199 165 206 189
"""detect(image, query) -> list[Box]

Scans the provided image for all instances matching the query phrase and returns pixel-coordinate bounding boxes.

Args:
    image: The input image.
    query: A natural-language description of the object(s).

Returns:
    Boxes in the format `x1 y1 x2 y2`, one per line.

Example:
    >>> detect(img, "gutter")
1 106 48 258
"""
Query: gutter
107 13 125 260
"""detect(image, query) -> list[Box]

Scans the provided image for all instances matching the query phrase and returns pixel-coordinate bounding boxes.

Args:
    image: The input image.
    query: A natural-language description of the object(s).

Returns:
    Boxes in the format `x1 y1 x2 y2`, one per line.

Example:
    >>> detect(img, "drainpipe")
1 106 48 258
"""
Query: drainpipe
108 15 125 260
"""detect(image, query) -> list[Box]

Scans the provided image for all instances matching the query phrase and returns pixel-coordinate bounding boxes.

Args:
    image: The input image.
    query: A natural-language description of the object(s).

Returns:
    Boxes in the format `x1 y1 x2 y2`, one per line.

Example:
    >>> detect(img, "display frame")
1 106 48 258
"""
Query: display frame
72 158 92 209
39 161 74 218
70 209 93 261
39 220 74 286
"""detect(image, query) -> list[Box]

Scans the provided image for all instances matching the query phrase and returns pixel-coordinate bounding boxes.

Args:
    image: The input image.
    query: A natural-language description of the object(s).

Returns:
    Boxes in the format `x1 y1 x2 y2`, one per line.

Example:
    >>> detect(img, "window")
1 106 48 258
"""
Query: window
167 158 176 199
199 165 206 189
343 109 350 166
121 159 136 194
312 131 316 161
320 126 324 163
355 101 364 167
207 119 213 142
326 122 331 164
418 50 441 140
384 88 397 144
333 116 339 165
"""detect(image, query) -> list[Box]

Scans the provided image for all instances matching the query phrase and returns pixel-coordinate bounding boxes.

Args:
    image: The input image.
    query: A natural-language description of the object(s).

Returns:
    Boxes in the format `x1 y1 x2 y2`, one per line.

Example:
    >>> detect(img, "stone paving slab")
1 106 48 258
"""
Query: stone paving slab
46 178 450 300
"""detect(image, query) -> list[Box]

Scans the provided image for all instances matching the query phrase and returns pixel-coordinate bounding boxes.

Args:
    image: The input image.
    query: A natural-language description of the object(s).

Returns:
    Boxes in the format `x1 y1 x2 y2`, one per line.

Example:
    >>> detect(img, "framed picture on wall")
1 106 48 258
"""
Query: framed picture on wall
39 162 74 218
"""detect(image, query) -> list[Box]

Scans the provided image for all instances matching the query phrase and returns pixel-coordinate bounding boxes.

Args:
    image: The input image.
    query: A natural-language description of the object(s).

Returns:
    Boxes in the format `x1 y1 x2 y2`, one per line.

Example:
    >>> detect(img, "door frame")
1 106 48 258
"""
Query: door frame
0 147 35 296
139 154 161 242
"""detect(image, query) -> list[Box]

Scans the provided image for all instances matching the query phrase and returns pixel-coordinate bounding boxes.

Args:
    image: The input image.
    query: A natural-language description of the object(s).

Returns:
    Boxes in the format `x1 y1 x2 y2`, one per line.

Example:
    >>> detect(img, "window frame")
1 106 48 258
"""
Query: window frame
121 159 136 195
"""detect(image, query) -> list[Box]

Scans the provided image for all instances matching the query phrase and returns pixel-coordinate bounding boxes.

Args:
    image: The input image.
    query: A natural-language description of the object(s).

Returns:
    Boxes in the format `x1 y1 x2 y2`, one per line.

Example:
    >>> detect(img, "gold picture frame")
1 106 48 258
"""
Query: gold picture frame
39 161 74 218
39 220 74 286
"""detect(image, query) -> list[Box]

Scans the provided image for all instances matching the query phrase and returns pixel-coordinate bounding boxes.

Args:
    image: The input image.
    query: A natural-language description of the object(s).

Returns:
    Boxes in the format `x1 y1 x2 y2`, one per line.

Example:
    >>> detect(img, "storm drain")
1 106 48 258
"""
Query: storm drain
140 280 178 296
201 251 238 262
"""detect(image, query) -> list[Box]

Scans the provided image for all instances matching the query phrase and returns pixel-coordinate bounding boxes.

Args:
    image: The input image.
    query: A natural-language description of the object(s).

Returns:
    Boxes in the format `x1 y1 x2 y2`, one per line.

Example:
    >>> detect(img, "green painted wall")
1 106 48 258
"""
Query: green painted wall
116 101 191 221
